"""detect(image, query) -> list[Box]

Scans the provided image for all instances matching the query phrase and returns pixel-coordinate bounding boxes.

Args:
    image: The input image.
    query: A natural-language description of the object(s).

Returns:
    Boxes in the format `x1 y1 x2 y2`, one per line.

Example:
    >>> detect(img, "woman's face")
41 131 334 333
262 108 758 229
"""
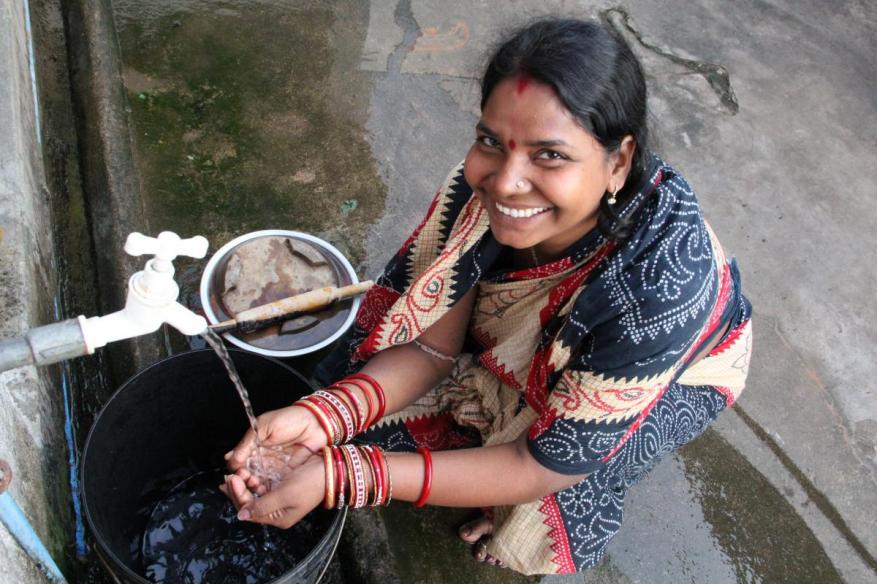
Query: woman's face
464 76 631 259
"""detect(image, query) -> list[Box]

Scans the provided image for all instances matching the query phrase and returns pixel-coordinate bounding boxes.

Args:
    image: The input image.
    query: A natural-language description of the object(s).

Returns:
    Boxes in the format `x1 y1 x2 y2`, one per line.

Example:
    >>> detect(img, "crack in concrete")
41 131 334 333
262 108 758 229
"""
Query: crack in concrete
768 313 877 477
387 0 420 76
602 6 740 115
734 404 877 575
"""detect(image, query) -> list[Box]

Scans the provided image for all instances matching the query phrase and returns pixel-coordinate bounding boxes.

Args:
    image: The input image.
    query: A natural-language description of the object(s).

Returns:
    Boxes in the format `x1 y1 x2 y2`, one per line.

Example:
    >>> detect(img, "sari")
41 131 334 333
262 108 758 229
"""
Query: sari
315 154 752 574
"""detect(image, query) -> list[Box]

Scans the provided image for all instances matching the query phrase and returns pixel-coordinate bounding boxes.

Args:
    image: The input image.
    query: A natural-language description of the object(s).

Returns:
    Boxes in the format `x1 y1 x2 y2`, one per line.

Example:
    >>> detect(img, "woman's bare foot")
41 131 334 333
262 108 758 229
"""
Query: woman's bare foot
458 515 506 567
458 514 492 544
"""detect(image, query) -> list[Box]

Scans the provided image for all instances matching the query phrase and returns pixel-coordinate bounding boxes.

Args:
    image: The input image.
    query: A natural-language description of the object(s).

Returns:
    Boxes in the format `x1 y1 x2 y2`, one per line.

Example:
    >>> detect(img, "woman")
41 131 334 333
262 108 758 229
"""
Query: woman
222 18 752 575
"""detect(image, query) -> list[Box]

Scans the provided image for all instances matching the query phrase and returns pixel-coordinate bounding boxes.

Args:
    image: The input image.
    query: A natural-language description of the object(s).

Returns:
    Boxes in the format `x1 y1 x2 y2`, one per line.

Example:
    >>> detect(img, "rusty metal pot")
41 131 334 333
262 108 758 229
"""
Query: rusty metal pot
200 230 361 357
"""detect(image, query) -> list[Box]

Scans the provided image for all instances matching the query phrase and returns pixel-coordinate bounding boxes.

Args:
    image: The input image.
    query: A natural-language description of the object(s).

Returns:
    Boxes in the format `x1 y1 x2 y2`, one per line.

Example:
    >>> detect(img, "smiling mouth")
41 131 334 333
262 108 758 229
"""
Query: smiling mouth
495 202 551 218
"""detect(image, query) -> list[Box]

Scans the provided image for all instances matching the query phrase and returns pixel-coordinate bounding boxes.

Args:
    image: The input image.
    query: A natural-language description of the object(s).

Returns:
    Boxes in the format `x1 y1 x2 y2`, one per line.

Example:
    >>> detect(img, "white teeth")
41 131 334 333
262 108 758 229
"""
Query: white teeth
495 202 549 218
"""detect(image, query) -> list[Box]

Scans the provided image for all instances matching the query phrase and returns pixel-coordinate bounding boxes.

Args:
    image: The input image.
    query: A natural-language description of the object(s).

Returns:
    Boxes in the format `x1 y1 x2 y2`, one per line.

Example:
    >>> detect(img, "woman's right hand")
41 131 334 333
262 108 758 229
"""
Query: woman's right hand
225 403 326 476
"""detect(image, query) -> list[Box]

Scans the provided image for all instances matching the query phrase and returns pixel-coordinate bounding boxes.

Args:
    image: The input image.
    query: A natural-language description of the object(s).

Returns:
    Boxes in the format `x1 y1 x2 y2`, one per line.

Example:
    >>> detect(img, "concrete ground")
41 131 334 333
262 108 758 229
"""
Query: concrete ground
16 0 877 582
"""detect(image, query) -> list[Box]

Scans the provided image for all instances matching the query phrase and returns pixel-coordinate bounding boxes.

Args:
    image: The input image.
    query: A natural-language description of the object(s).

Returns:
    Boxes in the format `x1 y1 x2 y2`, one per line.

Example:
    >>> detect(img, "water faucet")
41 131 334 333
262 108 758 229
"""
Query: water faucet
0 232 209 372
80 232 209 349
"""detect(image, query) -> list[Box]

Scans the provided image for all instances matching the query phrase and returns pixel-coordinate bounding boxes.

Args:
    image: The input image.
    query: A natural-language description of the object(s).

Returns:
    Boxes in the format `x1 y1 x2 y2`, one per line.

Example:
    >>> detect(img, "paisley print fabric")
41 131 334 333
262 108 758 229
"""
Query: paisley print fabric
316 154 753 574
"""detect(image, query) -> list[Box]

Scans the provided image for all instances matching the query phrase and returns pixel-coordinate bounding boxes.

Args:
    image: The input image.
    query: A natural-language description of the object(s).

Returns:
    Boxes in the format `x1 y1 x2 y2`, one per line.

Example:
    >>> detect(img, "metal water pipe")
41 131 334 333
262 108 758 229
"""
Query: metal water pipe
0 232 210 373
0 231 210 580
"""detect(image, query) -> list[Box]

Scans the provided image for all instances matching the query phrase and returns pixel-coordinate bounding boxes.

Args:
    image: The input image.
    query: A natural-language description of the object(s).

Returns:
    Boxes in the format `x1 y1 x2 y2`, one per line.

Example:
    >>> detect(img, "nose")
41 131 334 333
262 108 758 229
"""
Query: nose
492 156 528 197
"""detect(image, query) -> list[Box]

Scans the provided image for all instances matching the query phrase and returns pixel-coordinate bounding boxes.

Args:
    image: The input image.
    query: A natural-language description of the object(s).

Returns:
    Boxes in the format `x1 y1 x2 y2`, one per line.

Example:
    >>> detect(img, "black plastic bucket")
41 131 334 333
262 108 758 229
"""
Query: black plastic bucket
81 349 345 583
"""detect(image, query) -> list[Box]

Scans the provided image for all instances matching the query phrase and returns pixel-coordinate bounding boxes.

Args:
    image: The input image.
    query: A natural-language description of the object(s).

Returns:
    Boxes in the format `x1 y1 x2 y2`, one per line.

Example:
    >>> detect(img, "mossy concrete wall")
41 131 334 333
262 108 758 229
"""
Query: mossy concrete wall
0 1 72 581
64 0 162 385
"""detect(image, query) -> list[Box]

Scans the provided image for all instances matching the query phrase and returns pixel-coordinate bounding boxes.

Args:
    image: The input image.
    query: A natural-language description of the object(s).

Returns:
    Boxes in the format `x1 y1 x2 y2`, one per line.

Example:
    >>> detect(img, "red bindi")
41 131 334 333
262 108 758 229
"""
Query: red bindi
515 75 530 95
508 139 516 150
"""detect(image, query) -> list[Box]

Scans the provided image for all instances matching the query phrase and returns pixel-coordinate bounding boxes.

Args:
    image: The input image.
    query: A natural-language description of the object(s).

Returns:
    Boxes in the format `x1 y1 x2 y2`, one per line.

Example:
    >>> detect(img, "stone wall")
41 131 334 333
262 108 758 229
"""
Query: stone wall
0 1 72 581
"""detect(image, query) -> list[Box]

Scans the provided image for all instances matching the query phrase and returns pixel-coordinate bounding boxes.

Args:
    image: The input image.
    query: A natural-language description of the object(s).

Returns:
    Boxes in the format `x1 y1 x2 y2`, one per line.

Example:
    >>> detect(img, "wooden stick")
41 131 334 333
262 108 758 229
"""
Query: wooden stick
210 280 374 334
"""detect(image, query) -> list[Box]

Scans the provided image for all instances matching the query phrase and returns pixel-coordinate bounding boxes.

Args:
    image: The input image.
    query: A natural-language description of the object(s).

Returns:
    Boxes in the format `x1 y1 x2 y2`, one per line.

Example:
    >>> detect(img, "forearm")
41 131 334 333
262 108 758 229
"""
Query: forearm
357 343 453 417
330 287 477 427
303 345 450 447
384 434 586 507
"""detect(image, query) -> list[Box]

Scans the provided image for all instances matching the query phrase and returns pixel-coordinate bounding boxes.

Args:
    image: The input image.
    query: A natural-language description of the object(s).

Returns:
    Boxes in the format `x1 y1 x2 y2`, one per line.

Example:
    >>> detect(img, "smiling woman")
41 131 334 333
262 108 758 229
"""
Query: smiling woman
465 78 635 258
222 17 754 577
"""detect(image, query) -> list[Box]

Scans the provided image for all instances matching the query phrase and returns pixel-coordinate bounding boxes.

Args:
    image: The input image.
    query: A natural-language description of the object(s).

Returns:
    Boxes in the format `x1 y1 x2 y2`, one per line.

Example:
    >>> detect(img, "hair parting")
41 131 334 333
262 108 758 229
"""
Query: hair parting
481 18 652 241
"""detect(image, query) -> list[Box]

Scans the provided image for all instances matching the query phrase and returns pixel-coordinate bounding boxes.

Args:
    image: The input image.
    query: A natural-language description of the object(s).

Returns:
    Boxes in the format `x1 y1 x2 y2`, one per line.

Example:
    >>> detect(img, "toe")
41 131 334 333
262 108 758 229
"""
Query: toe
458 514 494 544
458 523 475 543
472 540 488 562
471 536 506 568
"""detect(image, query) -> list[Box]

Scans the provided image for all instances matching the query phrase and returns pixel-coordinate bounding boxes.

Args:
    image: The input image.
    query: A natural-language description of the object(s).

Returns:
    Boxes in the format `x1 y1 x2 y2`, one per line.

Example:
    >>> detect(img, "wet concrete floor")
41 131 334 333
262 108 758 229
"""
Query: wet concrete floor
378 429 842 584
75 0 877 582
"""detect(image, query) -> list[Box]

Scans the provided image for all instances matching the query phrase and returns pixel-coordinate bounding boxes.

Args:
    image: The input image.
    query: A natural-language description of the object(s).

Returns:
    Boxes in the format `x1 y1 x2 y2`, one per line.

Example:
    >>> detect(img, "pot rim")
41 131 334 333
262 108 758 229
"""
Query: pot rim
199 230 361 357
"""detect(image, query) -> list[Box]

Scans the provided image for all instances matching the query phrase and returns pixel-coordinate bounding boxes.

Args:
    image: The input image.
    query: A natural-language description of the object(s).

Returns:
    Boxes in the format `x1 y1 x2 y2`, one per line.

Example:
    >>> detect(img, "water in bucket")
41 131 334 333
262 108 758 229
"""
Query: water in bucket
82 349 342 584
137 468 318 584
134 335 299 583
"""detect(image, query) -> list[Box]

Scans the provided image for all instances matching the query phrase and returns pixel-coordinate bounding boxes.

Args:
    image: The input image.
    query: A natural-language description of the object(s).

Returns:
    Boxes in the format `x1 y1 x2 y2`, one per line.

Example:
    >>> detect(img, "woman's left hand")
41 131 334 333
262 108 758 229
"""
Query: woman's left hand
220 454 325 529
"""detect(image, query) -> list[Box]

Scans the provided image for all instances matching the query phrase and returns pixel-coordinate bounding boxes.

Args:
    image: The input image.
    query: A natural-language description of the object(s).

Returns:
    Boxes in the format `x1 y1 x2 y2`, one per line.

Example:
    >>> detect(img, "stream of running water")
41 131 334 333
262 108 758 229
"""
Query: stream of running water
134 331 304 583
201 328 279 485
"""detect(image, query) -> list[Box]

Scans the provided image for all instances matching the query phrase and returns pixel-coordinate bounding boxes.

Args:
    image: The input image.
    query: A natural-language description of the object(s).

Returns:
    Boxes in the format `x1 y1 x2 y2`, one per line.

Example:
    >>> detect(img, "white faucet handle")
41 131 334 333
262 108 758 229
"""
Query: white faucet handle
171 233 209 259
125 232 209 261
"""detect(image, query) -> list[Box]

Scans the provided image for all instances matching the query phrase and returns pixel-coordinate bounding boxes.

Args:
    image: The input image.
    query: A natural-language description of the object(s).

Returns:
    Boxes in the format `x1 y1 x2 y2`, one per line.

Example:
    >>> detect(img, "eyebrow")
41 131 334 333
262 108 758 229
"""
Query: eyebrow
475 122 570 148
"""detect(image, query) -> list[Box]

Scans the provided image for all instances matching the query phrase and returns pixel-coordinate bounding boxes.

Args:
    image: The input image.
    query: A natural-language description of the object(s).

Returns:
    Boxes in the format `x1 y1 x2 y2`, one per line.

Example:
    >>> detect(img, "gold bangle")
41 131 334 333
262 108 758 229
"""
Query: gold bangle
322 446 335 509
384 450 393 504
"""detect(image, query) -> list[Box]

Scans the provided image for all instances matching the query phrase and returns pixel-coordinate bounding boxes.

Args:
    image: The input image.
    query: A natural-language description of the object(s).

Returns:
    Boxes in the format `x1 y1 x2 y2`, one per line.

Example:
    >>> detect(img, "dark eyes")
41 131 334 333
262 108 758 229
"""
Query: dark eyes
536 150 566 161
475 135 568 162
476 135 500 149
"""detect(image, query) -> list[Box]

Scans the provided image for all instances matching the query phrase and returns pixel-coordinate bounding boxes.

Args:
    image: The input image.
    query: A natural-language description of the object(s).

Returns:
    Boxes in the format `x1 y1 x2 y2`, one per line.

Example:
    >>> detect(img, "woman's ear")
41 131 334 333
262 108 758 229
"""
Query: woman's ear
609 136 636 190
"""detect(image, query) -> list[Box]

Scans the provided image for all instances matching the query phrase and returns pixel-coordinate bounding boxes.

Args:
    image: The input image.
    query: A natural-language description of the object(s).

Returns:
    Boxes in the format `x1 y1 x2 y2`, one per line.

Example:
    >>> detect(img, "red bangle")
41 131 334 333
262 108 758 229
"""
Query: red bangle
316 390 355 442
414 447 432 508
374 447 388 505
362 446 379 506
293 401 334 445
348 373 386 422
329 385 363 433
305 396 341 444
332 446 346 508
363 445 384 506
336 378 376 427
377 448 392 505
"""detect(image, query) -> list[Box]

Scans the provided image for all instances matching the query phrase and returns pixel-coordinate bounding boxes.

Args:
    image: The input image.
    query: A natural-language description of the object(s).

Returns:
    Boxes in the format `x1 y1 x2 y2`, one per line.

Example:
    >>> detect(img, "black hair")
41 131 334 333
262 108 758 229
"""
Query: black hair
481 18 650 241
